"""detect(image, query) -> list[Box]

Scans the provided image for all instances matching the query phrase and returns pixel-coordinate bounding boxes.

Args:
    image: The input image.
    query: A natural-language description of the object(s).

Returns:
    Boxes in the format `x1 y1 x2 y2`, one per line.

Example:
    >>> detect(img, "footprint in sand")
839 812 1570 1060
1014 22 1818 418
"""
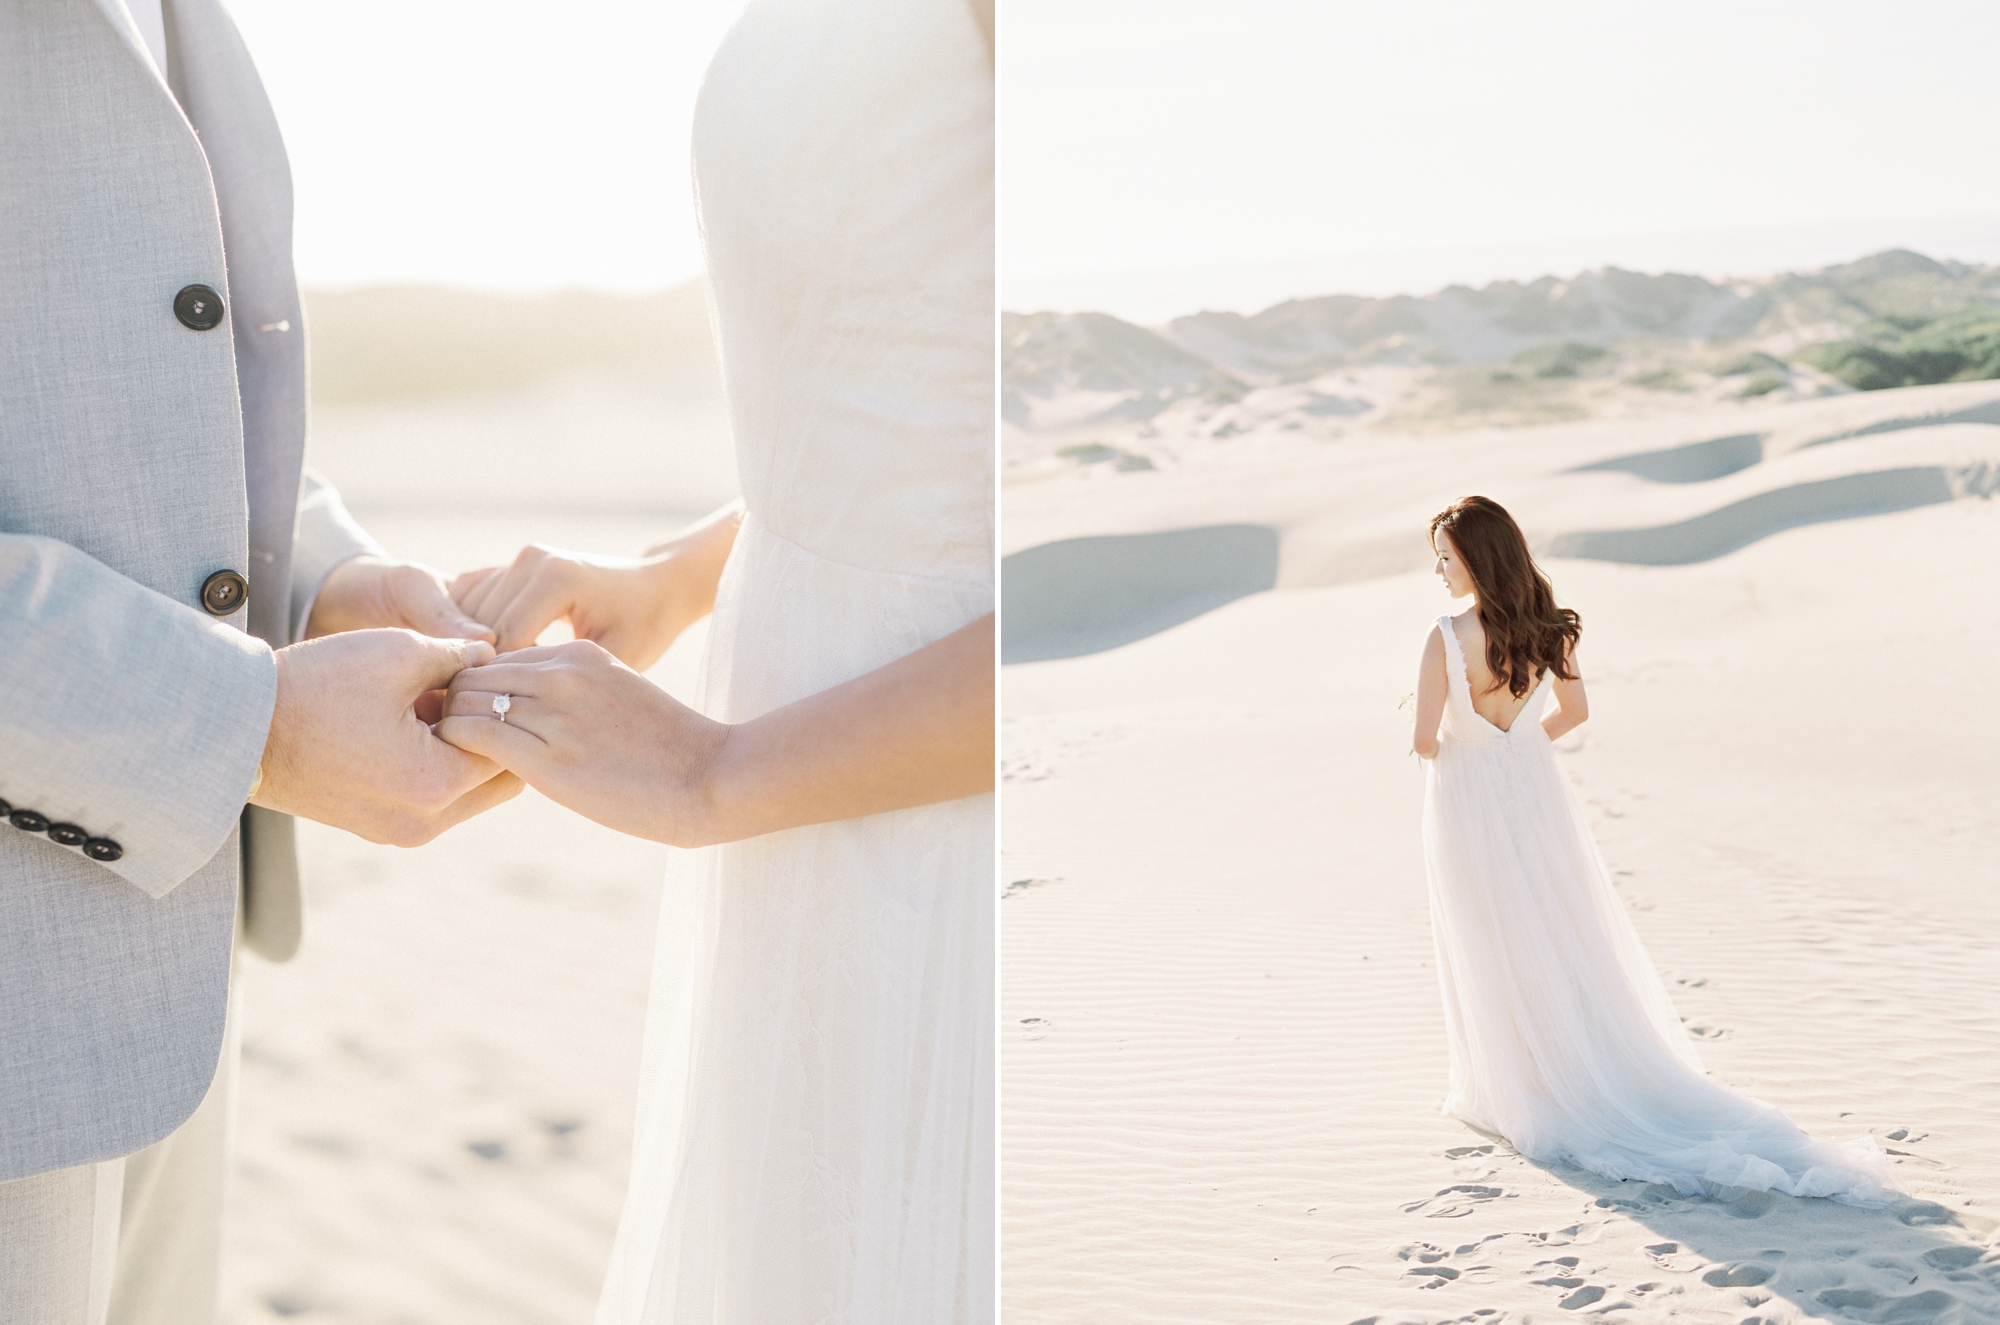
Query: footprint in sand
1923 1246 1988 1271
1818 1287 1959 1319
1643 1241 1707 1273
1724 1190 1777 1219
1892 1199 1956 1227
1002 877 1057 899
1876 1127 1945 1166
1402 1264 1459 1290
1702 1261 1777 1288
1529 1255 1583 1285
1400 1184 1509 1218
1390 1242 1506 1292
1557 1284 1606 1310
1524 1255 1620 1311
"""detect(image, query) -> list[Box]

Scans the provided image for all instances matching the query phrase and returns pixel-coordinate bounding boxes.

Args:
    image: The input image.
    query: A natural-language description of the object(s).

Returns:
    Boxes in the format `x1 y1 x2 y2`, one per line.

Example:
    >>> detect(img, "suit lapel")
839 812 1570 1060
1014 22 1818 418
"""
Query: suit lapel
86 0 177 100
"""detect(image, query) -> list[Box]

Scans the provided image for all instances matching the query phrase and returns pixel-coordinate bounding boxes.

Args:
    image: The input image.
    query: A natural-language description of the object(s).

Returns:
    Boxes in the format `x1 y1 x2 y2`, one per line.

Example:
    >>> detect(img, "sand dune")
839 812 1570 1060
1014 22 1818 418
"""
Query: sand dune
1004 250 2000 446
1004 380 2000 663
1001 373 2000 1319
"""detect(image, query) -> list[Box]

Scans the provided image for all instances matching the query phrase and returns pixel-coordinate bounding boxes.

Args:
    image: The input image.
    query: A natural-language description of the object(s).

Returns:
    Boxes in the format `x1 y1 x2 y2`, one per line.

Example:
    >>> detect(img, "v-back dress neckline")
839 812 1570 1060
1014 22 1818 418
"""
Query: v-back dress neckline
1440 614 1547 737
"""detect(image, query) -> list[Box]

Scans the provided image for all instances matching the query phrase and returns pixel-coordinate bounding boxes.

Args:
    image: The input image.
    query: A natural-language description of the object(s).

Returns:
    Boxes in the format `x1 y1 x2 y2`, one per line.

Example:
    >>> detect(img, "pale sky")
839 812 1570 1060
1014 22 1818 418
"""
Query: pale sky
227 0 749 293
1002 0 2000 320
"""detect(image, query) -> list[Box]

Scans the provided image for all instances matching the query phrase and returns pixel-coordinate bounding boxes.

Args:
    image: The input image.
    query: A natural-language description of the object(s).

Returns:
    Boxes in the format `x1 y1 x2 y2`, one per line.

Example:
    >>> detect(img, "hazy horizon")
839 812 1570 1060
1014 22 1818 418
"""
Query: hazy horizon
1004 219 2000 324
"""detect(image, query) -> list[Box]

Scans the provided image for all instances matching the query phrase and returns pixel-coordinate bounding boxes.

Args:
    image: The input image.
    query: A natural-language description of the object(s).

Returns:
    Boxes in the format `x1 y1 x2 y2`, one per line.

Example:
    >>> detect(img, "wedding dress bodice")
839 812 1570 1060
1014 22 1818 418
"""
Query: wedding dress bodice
1437 618 1553 748
692 0 992 586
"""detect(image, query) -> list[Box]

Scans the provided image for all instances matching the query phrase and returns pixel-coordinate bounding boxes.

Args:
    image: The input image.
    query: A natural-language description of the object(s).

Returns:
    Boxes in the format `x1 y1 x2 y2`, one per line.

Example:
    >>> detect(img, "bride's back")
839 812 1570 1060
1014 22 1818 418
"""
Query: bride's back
1448 610 1544 734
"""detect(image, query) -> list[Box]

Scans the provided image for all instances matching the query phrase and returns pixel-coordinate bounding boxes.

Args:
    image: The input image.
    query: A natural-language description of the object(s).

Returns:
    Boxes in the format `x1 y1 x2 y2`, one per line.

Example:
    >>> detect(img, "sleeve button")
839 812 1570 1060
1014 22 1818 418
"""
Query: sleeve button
9 809 49 833
84 838 124 863
46 823 87 847
200 570 248 616
174 284 225 331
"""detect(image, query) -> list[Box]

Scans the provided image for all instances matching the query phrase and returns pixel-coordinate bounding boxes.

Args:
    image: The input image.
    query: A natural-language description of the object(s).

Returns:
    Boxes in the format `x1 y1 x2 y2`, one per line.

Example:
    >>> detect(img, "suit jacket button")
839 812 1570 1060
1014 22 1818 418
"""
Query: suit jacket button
9 809 49 833
84 838 124 863
201 570 247 616
47 823 88 847
174 284 225 331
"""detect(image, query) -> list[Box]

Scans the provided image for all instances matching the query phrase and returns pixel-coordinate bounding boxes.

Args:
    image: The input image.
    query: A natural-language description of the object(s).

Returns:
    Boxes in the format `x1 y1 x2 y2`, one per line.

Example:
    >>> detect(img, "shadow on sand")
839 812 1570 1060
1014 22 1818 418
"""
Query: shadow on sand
1530 1161 2000 1322
1370 1147 2000 1323
1543 466 1991 567
1001 523 1280 663
1568 432 1766 484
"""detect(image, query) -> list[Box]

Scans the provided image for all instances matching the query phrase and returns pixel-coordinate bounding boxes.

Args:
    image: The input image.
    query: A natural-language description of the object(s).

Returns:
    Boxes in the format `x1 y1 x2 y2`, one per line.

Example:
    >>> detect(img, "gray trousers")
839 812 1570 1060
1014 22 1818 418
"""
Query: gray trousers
0 964 240 1325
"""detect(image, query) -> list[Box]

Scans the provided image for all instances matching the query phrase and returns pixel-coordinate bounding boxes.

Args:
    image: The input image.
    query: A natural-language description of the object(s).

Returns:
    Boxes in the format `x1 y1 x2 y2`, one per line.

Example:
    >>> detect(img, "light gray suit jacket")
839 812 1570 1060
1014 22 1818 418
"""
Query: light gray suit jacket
0 0 381 1182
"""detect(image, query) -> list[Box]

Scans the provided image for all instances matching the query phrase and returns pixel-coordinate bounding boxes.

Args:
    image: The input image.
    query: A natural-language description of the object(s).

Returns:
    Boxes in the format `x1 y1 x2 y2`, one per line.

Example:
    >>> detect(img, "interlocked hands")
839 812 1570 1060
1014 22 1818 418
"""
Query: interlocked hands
250 555 520 846
429 502 994 848
280 500 991 853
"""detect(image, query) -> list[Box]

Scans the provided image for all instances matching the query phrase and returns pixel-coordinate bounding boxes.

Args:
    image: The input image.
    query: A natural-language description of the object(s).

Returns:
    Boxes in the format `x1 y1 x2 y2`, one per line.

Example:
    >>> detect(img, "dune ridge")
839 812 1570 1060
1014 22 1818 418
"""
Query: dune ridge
1004 250 2000 454
1004 380 2000 661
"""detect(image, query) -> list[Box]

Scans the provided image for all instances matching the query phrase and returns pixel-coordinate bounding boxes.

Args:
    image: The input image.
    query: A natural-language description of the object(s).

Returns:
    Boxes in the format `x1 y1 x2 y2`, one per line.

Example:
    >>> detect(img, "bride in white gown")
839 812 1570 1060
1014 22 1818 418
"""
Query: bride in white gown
1410 496 1897 1206
434 0 995 1319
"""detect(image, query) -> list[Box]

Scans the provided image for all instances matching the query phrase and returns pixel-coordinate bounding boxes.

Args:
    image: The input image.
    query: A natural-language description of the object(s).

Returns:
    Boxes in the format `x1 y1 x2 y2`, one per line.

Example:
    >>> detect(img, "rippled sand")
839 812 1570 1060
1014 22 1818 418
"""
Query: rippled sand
1002 382 2000 1321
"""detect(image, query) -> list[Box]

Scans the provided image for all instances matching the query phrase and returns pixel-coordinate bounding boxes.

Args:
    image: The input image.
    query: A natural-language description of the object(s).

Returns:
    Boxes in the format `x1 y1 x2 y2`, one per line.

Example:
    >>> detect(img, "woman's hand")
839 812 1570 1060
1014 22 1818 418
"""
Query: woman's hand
449 502 744 667
435 613 995 848
1542 638 1589 742
436 640 730 847
451 548 689 668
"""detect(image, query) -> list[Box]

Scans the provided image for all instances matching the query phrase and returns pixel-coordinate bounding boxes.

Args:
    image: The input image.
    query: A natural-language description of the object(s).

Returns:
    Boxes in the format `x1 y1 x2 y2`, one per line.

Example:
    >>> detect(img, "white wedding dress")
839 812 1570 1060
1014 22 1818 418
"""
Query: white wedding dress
1422 616 1897 1205
594 1 994 1321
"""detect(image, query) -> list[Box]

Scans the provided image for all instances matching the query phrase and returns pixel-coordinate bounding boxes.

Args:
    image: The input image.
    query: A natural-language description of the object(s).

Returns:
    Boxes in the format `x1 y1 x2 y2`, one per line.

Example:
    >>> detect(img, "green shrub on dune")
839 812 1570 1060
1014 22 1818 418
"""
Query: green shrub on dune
1801 309 2000 391
1625 367 1690 391
1512 340 1608 378
1712 350 1788 378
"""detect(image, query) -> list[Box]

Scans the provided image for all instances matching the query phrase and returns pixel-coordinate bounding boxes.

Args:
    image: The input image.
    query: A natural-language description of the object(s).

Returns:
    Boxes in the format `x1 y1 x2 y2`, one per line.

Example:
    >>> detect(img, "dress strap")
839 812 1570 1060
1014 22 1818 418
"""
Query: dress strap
1437 615 1469 700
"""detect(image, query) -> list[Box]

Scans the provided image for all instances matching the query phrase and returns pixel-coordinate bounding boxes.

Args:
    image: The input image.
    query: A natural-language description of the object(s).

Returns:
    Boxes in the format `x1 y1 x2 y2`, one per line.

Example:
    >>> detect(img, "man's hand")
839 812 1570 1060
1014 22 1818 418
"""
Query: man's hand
253 629 522 845
307 555 498 643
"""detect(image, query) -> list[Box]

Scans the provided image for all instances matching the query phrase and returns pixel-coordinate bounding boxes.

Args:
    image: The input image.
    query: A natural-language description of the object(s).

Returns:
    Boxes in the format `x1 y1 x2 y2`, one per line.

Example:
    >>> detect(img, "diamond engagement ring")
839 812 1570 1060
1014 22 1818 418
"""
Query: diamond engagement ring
492 694 512 722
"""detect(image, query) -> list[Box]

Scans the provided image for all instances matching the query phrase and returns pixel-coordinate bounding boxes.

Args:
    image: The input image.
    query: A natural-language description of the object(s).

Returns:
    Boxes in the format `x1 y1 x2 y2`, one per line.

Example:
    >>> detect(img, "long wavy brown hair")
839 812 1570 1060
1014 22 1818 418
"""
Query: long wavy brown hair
1430 496 1580 698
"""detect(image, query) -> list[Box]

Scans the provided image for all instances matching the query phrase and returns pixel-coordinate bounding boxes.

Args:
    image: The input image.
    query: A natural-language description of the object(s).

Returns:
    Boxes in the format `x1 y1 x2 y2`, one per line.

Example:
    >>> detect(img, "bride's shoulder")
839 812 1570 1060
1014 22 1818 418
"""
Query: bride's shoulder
1418 617 1449 667
1430 608 1475 642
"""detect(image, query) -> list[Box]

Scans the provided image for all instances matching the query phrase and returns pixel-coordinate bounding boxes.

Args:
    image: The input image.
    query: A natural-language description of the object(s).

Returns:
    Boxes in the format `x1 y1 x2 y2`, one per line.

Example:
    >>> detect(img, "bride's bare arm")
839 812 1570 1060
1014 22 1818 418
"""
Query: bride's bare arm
1542 640 1589 742
449 501 745 665
433 613 996 848
1411 625 1448 759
